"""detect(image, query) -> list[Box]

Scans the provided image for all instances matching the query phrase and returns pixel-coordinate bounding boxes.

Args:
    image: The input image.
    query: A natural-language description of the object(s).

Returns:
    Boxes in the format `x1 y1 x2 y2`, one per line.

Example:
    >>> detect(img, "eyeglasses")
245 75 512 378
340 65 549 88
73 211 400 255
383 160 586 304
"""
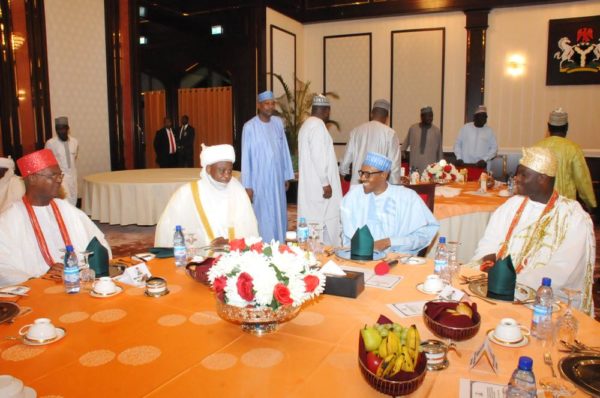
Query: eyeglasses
36 172 64 181
358 170 384 179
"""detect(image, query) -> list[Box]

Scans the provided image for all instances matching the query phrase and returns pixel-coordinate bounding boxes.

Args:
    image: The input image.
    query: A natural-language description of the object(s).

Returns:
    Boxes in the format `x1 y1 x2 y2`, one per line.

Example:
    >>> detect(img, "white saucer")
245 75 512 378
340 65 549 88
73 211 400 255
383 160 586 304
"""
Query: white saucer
486 330 529 348
416 283 445 295
0 286 30 298
89 286 123 298
399 256 427 265
22 327 66 346
134 252 156 262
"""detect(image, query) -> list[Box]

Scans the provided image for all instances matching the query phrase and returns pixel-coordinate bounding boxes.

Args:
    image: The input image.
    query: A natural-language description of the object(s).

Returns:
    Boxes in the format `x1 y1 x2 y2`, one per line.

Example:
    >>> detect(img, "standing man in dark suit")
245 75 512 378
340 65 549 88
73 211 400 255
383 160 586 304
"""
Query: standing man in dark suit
153 117 178 168
177 115 196 167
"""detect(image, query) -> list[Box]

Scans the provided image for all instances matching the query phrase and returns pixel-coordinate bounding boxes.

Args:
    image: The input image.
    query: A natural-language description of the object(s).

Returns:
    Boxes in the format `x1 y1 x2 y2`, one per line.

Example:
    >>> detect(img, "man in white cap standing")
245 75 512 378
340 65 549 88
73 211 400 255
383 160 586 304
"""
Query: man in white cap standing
0 156 25 213
339 99 402 185
45 116 79 205
535 108 596 211
341 152 439 254
473 147 595 315
241 90 295 243
402 106 443 173
298 94 342 246
454 105 497 168
155 143 259 248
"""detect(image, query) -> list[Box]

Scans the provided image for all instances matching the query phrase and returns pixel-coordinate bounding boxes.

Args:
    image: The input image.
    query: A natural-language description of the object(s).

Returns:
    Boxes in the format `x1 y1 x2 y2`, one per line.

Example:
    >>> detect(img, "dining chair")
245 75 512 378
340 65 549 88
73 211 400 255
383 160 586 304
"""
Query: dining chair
405 183 436 257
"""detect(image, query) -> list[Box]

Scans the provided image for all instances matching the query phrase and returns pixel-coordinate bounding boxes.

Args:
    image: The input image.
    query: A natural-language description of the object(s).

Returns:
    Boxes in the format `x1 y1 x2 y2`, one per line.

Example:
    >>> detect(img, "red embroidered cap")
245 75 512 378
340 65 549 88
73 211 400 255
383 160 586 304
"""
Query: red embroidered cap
16 149 59 177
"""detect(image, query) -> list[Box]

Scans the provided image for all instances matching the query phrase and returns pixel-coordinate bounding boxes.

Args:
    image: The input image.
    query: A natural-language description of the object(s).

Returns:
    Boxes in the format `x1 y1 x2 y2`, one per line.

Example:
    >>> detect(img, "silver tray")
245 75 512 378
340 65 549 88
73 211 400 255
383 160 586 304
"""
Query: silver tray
468 279 535 303
334 249 385 262
559 354 600 396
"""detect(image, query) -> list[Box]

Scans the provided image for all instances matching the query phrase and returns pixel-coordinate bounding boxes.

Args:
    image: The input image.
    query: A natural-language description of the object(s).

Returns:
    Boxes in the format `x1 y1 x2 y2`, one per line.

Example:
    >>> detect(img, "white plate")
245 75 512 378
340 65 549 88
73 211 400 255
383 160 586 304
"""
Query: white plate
89 286 123 298
416 282 446 295
22 327 66 346
0 286 30 298
399 256 427 265
486 330 529 348
134 252 156 262
334 249 386 262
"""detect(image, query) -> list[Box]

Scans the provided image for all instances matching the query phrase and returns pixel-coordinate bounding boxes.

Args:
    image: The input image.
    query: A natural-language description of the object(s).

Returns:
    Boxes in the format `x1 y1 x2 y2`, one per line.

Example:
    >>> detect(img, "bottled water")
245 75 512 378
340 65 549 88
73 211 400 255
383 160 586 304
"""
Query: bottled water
506 356 537 398
297 217 309 245
434 237 448 279
531 277 554 340
173 225 187 267
507 174 515 195
63 245 80 294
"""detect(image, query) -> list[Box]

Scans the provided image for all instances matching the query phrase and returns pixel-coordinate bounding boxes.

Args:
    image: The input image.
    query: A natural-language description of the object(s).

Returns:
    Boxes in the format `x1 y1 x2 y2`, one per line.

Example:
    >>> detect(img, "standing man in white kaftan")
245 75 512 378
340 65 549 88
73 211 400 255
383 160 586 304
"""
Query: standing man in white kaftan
339 99 402 185
241 91 295 242
298 95 342 246
0 149 110 287
341 152 439 254
473 147 595 315
454 105 497 168
45 116 79 205
155 144 259 248
0 156 25 213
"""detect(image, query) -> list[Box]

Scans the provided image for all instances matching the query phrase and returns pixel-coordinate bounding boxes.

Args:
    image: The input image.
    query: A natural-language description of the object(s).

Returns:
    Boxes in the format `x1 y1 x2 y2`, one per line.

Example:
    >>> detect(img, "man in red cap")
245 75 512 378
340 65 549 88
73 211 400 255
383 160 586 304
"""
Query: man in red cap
0 149 111 287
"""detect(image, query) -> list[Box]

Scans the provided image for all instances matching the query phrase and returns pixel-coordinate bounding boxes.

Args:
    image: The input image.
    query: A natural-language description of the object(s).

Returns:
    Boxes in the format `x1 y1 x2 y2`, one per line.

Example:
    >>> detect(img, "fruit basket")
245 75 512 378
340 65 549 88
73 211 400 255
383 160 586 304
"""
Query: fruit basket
358 315 427 396
423 300 480 341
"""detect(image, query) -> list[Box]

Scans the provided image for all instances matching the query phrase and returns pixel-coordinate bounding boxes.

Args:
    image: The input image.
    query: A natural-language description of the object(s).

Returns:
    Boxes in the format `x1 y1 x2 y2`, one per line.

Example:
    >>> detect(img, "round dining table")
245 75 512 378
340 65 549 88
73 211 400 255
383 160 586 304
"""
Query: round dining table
1 255 596 397
82 168 202 226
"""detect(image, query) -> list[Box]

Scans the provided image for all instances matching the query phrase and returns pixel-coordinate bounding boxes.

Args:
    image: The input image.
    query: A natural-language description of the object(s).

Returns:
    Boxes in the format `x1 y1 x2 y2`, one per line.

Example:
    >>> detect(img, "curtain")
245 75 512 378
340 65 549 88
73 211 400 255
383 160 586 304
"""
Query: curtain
143 90 166 168
178 87 233 167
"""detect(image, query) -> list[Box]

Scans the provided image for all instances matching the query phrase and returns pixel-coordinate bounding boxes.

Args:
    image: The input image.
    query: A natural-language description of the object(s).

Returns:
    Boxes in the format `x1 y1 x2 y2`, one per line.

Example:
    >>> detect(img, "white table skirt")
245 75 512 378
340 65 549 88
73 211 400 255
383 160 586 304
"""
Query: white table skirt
82 168 201 225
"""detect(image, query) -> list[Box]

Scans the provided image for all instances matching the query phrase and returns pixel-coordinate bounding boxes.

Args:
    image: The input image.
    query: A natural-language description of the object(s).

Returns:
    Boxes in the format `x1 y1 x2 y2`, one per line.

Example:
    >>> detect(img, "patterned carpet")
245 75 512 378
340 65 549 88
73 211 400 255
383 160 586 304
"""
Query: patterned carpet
96 210 600 320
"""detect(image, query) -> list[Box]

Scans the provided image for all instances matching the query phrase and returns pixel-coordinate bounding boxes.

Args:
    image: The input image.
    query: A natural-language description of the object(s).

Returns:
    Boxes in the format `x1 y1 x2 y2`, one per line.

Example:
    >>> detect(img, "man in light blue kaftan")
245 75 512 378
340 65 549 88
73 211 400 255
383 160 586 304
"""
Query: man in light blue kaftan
340 152 439 255
241 91 295 243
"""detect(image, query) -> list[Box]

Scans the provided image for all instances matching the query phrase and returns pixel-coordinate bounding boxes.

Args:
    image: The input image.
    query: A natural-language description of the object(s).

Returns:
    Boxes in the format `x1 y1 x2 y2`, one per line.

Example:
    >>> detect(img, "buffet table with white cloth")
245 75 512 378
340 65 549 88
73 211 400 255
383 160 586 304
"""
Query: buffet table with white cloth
82 168 202 225
1 256 597 397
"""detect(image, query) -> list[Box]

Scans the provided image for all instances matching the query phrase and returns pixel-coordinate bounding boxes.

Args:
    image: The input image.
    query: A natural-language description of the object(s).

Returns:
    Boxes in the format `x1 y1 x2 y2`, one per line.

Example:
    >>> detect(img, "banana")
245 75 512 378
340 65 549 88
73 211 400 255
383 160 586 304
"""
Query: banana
378 338 388 358
377 354 397 377
406 325 420 363
390 352 405 376
402 346 415 372
386 330 400 355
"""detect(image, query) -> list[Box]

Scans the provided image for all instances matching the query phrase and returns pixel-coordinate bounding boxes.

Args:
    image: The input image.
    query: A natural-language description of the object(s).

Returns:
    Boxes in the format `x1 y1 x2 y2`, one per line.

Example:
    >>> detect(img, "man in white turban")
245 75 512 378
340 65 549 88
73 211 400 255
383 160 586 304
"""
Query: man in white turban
45 117 79 206
473 147 595 315
154 143 259 248
0 156 25 213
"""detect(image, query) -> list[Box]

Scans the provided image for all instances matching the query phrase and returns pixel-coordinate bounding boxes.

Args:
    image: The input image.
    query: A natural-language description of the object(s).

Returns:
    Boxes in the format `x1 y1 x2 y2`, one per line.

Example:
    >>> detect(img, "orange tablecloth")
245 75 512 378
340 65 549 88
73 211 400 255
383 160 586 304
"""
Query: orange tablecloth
434 182 509 220
1 258 598 397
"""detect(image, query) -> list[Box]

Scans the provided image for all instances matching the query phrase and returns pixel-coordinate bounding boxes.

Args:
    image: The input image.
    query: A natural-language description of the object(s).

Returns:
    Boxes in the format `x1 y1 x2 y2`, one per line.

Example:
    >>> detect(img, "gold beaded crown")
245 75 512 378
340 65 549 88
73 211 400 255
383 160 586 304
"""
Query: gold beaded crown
519 147 557 177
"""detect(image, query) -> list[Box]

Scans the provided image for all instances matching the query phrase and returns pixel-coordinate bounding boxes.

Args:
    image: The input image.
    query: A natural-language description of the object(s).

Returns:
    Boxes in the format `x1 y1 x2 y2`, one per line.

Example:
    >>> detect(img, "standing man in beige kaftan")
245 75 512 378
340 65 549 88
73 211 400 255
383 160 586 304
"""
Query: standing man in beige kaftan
297 95 342 247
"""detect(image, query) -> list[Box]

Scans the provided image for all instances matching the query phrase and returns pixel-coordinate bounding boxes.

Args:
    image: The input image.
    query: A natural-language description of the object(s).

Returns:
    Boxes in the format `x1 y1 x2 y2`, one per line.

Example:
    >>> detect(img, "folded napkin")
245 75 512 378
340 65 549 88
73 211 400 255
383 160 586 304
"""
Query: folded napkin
86 237 109 277
351 225 374 260
149 247 174 258
434 186 462 198
486 255 516 301
320 260 346 276
425 301 478 328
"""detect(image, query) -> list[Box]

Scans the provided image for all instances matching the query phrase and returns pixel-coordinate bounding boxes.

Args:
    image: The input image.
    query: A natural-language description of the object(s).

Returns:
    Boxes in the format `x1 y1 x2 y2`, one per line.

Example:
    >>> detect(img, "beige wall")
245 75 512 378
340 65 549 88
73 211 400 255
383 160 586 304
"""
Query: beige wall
45 0 111 197
266 8 304 94
486 1 600 156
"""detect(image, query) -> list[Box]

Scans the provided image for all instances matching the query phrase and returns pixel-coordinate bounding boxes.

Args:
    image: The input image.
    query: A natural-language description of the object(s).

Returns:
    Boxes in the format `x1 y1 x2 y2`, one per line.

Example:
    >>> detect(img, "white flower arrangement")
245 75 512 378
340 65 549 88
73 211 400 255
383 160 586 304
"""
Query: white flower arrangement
207 238 326 309
422 159 460 182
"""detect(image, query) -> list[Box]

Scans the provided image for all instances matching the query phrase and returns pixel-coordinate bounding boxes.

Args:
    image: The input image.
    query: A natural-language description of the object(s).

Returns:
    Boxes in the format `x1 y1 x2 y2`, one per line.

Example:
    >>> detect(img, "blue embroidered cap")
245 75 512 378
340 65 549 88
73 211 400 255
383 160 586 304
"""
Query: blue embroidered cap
363 152 392 172
257 90 274 102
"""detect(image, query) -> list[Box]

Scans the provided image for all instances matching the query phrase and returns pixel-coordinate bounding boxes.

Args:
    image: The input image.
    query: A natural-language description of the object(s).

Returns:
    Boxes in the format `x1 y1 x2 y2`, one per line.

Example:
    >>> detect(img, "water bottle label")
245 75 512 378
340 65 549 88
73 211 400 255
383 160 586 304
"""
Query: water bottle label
174 246 186 258
64 267 80 282
433 260 447 273
532 304 550 326
297 227 309 243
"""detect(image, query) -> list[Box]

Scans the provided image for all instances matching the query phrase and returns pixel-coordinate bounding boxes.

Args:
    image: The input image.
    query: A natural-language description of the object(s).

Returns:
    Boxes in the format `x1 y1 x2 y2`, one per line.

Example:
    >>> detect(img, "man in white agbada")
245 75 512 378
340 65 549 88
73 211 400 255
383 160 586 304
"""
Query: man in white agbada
454 105 497 168
473 147 595 315
298 95 342 246
45 116 79 205
0 149 110 287
0 156 25 213
341 152 439 254
339 99 402 185
155 144 259 248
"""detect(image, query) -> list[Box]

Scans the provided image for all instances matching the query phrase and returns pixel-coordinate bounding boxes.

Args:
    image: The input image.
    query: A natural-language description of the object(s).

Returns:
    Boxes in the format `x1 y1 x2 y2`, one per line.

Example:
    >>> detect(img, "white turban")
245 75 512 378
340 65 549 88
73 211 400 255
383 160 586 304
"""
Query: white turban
0 156 15 170
200 143 235 167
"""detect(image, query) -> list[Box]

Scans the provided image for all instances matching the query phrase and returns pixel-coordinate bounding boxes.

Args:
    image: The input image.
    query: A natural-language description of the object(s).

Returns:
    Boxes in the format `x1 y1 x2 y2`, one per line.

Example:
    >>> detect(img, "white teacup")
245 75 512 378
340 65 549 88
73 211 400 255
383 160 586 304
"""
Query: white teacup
19 318 57 341
93 277 117 295
423 274 444 293
0 374 36 398
494 318 530 343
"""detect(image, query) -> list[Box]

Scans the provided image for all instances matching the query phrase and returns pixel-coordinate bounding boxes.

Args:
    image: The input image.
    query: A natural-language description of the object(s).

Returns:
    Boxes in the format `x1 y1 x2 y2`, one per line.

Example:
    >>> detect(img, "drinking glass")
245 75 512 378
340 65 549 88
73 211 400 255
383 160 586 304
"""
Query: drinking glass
539 377 576 398
446 241 461 284
556 288 580 345
308 223 323 254
79 250 95 291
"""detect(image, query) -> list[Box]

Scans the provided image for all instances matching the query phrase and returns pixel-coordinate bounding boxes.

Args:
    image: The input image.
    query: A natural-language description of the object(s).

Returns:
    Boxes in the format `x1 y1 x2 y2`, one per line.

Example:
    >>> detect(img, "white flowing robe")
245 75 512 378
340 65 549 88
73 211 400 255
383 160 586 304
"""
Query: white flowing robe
453 122 497 163
340 184 439 254
154 170 259 247
297 116 342 246
45 136 79 205
0 169 25 213
473 195 595 315
0 199 111 287
339 120 402 185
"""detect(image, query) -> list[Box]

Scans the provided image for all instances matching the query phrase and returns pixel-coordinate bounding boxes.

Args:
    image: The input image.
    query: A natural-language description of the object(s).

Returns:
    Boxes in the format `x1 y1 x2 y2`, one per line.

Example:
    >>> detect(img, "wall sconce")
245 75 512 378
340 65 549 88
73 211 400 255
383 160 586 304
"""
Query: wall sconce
17 89 26 101
506 54 526 77
139 36 148 45
11 34 25 51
